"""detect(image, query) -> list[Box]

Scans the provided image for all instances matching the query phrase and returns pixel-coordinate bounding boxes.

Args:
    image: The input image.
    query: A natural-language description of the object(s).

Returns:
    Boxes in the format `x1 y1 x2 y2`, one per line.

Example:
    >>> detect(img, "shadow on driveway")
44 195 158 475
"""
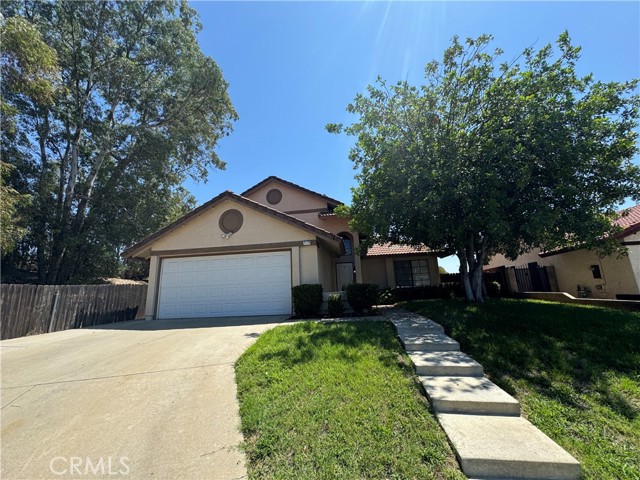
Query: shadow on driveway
89 314 295 331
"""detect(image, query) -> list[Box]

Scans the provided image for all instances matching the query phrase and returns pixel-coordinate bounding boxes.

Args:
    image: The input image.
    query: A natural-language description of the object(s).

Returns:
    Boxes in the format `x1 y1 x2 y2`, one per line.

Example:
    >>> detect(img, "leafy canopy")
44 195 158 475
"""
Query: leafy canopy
1 0 237 283
329 33 639 301
1 14 59 254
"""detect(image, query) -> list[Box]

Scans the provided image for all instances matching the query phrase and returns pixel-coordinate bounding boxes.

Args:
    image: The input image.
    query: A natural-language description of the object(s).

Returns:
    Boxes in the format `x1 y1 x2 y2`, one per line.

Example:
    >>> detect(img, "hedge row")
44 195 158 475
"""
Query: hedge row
378 281 501 304
291 283 380 317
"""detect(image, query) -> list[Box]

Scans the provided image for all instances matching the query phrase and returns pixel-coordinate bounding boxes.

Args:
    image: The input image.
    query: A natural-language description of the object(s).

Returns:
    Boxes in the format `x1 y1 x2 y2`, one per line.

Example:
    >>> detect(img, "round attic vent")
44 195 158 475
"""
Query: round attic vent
266 188 283 205
219 209 244 234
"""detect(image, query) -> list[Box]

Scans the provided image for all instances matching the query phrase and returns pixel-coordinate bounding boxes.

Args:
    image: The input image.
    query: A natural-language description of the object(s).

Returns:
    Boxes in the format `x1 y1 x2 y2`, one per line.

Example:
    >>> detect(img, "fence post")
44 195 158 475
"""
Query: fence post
48 292 60 333
505 267 519 293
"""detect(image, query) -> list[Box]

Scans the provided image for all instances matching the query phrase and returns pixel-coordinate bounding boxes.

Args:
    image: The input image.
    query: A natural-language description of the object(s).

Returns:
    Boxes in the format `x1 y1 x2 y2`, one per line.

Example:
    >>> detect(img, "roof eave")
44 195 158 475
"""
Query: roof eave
242 176 344 206
121 191 344 259
363 250 442 258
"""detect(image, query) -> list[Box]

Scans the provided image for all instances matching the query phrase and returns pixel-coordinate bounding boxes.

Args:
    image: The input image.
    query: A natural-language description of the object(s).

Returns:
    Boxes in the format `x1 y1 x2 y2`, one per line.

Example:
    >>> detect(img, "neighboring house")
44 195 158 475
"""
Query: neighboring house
123 176 440 319
485 205 640 299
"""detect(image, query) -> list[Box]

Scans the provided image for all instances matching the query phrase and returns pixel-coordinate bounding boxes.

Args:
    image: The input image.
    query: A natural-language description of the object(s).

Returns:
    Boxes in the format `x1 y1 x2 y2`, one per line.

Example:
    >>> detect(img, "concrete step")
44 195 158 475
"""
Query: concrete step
400 333 460 352
420 376 520 416
393 318 445 334
395 323 445 337
438 414 580 480
409 351 483 377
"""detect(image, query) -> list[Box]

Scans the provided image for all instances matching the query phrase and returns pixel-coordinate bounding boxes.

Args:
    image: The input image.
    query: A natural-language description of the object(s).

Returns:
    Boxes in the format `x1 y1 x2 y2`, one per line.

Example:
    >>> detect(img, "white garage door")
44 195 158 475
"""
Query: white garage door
157 251 292 319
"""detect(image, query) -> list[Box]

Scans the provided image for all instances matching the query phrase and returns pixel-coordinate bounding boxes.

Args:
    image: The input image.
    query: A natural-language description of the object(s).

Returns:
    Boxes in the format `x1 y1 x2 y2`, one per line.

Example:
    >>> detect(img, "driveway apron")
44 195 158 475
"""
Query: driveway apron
1 316 289 480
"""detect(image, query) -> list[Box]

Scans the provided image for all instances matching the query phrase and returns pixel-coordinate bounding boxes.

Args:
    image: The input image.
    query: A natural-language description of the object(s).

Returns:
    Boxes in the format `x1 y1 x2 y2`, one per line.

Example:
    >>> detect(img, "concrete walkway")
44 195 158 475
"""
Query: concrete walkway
1 315 290 480
383 308 581 480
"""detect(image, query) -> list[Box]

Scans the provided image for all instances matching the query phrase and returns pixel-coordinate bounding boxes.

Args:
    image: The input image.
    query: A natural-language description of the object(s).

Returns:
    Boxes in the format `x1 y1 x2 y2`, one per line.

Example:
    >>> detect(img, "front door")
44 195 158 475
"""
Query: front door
336 263 354 291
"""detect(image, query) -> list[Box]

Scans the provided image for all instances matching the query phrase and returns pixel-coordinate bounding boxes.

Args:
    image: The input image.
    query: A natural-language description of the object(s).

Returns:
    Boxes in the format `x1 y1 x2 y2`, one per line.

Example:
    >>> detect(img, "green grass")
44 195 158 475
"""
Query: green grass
235 321 465 480
403 298 640 480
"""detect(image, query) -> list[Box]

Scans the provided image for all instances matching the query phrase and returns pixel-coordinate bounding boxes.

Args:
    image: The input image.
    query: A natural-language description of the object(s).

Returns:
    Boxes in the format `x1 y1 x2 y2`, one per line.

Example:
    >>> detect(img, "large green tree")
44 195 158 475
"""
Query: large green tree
1 15 59 255
329 33 640 301
1 0 237 283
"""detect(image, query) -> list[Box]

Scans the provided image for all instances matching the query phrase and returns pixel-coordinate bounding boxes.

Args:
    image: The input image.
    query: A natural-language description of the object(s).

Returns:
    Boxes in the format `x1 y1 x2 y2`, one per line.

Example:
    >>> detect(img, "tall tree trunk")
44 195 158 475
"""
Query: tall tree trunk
457 251 475 301
57 97 119 283
457 234 489 302
45 0 110 284
33 108 53 283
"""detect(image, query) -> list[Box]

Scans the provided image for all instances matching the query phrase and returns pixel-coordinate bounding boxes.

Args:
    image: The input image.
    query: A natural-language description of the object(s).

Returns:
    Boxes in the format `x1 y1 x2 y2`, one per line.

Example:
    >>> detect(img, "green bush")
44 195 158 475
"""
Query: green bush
378 288 398 305
327 294 344 317
487 280 501 298
292 284 323 318
346 283 379 315
440 283 464 299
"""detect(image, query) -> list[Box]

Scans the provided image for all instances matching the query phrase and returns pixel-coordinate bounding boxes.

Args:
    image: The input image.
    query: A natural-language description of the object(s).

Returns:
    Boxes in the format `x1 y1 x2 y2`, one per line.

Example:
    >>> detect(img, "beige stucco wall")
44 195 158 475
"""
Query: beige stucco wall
360 254 441 289
151 199 315 252
361 257 389 288
299 244 320 286
244 179 353 233
486 251 540 270
550 248 638 298
145 256 160 319
244 179 366 283
626 232 640 292
317 246 337 291
245 182 330 215
140 198 337 319
313 215 351 235
487 243 639 299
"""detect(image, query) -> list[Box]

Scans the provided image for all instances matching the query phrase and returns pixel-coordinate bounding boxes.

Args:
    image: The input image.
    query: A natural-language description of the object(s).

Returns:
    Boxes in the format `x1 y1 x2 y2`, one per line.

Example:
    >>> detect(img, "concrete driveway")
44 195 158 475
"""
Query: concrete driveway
1 316 290 480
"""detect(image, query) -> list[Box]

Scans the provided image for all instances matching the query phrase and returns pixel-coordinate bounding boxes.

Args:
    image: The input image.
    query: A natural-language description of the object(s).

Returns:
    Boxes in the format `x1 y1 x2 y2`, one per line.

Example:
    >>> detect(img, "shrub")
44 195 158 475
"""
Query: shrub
394 286 446 302
346 283 379 315
292 284 323 318
327 294 345 317
440 282 465 299
375 284 471 303
378 288 398 305
486 280 501 298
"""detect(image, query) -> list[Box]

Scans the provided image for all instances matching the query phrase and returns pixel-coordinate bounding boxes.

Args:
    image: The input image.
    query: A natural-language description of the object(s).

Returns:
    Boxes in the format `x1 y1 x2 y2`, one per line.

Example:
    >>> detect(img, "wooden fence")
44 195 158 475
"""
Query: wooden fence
1 284 147 340
513 264 552 292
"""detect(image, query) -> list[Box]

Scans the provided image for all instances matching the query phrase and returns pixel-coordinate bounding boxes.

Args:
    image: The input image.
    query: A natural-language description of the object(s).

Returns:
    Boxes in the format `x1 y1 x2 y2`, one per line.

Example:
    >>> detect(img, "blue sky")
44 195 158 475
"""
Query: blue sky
186 1 640 273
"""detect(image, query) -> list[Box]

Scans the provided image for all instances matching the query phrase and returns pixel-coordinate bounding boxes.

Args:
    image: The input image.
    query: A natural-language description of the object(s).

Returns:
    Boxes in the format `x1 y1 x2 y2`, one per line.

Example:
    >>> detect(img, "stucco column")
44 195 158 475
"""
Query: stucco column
145 255 160 320
353 233 363 283
431 256 441 285
291 246 301 286
385 258 396 288
627 244 640 293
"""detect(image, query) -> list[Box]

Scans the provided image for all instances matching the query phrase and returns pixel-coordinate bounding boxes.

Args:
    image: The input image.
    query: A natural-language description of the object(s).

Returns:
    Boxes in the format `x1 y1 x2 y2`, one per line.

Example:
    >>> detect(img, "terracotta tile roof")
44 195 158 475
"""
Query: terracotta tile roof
538 204 640 258
123 191 344 259
615 204 640 230
364 243 433 257
242 176 343 206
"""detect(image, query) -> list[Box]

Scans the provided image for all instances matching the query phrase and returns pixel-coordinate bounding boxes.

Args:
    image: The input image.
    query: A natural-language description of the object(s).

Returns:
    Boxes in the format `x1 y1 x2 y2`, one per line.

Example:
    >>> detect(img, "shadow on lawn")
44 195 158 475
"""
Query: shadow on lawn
404 299 640 420
255 320 411 374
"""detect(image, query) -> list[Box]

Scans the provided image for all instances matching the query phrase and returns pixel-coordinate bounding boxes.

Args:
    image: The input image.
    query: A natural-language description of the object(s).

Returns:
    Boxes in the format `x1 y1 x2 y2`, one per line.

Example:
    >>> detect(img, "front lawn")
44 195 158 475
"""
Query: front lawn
235 321 464 480
403 298 640 480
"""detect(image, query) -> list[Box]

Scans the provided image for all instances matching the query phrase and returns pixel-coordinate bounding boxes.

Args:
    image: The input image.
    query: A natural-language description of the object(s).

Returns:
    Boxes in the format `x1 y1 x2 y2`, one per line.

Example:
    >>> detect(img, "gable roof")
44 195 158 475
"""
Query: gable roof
242 176 343 206
364 243 435 257
122 190 345 259
615 204 640 236
538 204 640 258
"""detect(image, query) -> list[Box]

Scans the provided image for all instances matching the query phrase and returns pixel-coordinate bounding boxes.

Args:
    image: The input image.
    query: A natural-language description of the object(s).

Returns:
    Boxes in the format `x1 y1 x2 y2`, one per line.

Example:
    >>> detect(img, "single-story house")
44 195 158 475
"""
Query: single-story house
123 176 441 319
485 204 640 299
